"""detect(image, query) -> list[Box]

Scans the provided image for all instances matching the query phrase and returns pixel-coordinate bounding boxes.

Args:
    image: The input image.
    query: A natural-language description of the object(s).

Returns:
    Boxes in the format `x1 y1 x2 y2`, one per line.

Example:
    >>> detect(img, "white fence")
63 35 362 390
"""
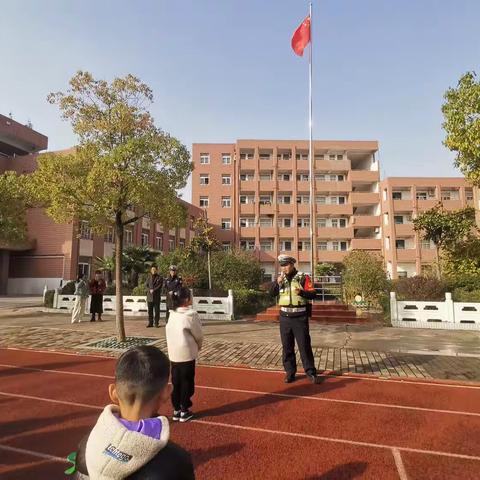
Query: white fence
53 290 234 321
390 292 480 330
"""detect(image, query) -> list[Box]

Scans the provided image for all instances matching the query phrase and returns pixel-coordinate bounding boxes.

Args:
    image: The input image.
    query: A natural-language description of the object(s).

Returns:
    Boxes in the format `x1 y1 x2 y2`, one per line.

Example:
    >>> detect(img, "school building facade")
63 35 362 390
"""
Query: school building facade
0 114 203 295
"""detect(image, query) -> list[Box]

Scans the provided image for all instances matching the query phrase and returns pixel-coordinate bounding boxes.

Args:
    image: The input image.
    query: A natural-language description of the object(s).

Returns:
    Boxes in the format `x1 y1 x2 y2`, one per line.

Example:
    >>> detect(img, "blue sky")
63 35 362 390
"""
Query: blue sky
1 0 479 200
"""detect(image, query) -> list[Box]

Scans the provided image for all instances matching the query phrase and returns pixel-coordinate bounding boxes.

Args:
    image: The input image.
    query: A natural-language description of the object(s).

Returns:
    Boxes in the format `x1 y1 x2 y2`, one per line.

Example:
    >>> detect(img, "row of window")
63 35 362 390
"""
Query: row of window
238 239 349 252
199 194 347 207
200 172 346 184
199 153 346 164
391 189 474 201
237 217 348 228
386 238 434 250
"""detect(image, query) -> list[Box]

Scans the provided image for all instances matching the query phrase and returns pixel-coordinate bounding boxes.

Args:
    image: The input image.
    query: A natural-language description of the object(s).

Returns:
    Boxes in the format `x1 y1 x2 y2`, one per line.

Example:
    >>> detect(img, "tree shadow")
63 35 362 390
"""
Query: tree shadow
305 461 368 479
197 377 347 418
190 442 245 467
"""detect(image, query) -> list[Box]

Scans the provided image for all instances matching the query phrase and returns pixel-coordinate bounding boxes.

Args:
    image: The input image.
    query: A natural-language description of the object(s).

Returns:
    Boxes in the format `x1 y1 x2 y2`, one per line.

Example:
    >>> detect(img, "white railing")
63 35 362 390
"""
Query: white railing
53 290 234 321
390 292 480 330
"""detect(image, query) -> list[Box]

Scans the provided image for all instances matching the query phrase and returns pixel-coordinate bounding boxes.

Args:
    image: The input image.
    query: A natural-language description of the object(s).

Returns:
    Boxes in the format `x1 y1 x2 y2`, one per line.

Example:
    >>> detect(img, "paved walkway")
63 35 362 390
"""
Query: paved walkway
1 310 480 382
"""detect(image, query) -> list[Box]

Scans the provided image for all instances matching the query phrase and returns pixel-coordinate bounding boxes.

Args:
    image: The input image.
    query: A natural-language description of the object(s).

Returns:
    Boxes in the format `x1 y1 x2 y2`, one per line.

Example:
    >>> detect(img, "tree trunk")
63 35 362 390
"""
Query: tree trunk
435 245 441 279
115 213 126 342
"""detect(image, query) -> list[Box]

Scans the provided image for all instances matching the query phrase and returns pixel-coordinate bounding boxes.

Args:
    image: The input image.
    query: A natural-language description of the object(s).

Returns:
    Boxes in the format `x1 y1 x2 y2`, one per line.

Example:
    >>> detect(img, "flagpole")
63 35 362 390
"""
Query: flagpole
308 1 315 283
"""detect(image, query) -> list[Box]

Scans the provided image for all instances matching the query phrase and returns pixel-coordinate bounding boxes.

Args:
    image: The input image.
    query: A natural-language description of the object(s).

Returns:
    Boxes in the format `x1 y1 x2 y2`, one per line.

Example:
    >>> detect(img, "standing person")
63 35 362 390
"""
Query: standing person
270 255 318 384
146 265 163 328
89 270 106 322
164 265 183 323
165 287 203 423
71 274 89 324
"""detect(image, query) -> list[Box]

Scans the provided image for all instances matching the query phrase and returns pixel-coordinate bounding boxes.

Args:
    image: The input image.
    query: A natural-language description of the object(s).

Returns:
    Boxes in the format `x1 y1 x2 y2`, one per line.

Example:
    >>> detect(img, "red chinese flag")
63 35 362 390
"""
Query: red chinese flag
291 15 311 56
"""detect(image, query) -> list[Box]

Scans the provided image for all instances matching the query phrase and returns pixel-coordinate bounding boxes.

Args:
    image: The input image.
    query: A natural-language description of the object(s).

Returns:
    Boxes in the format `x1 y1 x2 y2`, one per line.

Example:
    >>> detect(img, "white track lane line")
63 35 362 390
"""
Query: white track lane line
0 443 65 462
1 364 479 417
2 347 480 390
1 391 479 463
392 448 409 480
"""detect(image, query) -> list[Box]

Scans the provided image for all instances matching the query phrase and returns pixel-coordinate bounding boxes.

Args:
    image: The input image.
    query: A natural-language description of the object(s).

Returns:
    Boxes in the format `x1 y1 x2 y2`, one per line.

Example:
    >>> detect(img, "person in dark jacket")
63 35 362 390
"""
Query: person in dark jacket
145 266 163 328
164 265 183 323
74 346 195 480
89 270 106 322
270 255 318 384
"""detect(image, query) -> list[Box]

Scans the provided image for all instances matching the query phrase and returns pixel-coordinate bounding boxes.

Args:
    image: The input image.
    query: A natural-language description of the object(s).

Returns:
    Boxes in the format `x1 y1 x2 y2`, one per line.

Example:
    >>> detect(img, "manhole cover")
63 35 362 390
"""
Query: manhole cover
81 336 159 351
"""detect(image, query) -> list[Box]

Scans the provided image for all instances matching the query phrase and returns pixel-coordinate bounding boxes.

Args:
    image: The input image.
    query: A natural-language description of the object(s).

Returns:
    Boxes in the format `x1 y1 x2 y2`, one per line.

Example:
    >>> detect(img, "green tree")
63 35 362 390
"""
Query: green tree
155 249 208 288
342 250 388 306
94 256 115 285
0 172 30 245
122 245 157 288
413 204 477 278
32 71 192 341
442 72 480 186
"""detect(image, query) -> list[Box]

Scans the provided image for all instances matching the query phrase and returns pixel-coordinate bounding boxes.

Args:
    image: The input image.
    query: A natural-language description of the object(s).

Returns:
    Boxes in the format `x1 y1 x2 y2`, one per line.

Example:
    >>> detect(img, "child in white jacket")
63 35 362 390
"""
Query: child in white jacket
165 287 203 423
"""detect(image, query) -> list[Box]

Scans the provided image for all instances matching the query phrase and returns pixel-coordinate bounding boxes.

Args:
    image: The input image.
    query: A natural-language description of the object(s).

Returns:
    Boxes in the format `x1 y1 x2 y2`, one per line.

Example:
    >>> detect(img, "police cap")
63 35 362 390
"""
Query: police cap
278 255 296 266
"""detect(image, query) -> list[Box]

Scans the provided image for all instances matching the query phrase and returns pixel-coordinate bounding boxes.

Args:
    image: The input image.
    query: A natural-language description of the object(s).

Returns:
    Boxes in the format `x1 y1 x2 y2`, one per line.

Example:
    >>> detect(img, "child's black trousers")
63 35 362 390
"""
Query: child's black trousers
171 360 196 411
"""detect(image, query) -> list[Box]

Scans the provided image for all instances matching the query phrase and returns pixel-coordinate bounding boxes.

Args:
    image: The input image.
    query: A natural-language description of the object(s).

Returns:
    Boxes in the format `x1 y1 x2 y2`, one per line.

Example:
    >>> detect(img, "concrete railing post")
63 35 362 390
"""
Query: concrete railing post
445 292 455 323
227 289 234 320
390 291 398 322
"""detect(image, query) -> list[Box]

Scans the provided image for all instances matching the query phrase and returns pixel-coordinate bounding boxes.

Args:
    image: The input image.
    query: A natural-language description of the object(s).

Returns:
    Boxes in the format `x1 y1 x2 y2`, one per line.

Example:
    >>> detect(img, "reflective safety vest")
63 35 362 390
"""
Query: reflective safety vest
278 272 308 307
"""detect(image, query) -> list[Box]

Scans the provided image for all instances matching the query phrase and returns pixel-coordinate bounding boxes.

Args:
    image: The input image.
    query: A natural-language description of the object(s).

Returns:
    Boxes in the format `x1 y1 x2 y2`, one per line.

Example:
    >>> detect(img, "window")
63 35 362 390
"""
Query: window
80 221 92 240
259 172 272 181
421 239 433 250
222 196 231 208
169 238 175 250
239 217 255 227
298 240 311 251
330 196 346 205
259 153 271 160
394 215 404 225
295 153 308 160
315 174 326 181
222 175 231 185
200 153 210 164
260 240 273 251
259 217 273 227
316 196 326 204
317 218 327 228
278 217 292 228
296 173 309 181
155 235 163 250
104 227 114 243
240 195 255 204
331 218 347 228
297 194 310 204
281 240 293 251
222 154 231 165
329 154 336 161
200 174 209 185
466 189 474 201
416 192 427 201
222 242 231 251
178 239 185 249
279 195 291 204
297 217 310 227
78 262 90 278
240 239 255 250
318 241 328 251
221 218 231 230
337 154 343 160
396 239 406 250
240 172 254 181
278 173 291 181
259 195 272 205
240 152 253 160
199 196 209 207
441 191 451 201
141 232 149 246
314 154 324 160
397 271 408 278
125 229 133 245
392 191 402 200
331 241 347 251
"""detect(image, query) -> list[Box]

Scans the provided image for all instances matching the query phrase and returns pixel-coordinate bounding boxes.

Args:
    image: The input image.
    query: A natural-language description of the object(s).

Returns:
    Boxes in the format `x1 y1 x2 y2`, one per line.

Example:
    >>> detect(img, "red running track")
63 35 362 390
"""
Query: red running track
0 348 480 479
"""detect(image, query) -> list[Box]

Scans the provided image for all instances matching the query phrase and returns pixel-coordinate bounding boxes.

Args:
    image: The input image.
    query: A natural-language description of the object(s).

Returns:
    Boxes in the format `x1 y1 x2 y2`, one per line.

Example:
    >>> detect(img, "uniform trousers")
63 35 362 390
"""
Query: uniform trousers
171 360 196 411
279 313 316 377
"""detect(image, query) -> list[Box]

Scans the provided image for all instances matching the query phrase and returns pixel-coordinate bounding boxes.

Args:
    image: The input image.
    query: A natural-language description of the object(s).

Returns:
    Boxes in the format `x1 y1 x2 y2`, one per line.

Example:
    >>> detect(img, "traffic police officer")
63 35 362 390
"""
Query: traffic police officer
164 265 183 323
270 255 318 384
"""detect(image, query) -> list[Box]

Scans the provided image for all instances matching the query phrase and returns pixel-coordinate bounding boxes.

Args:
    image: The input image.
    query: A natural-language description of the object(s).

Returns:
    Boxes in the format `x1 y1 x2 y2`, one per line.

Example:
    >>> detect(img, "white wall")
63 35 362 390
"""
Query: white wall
8 277 63 295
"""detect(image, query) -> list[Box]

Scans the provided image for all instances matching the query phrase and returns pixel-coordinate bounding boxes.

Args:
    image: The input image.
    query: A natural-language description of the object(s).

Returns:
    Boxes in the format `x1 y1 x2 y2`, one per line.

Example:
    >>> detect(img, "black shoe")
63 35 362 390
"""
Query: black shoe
284 374 296 384
90 318 96 322
172 410 181 422
146 324 153 328
307 373 318 384
155 324 160 328
179 410 194 423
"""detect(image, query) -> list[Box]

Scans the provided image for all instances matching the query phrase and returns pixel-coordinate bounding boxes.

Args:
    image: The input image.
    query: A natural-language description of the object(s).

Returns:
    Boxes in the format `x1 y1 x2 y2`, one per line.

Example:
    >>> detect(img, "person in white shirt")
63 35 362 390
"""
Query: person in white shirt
165 287 203 423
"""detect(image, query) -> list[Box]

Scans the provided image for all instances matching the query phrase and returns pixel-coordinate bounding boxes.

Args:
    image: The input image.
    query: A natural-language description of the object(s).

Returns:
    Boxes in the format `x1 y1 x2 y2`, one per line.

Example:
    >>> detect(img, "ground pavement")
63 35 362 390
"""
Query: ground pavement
1 308 480 382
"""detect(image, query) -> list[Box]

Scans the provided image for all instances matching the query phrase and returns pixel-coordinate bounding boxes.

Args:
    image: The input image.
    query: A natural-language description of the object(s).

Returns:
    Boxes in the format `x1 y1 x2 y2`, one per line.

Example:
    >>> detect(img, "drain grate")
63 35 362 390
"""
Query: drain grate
81 336 159 351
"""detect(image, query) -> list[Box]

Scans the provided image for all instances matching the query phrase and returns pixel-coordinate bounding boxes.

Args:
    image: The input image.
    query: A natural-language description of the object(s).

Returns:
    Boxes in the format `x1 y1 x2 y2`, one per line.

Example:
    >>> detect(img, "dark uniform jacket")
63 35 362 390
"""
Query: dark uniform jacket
145 274 163 303
164 275 183 309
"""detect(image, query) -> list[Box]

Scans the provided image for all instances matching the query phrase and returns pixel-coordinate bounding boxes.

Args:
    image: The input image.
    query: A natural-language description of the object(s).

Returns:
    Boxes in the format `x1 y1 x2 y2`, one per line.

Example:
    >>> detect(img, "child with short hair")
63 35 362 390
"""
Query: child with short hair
165 287 203 423
75 346 195 479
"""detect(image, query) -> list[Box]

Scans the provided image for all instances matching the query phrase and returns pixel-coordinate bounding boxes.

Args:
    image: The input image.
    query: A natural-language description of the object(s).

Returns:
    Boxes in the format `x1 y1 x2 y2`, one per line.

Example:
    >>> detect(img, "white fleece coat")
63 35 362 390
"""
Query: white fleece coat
165 307 203 362
84 405 170 479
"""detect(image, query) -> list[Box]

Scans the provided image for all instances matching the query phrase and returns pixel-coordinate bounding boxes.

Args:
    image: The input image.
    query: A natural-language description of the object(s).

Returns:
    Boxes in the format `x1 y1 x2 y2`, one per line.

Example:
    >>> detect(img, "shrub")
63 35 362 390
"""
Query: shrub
104 284 132 295
393 276 447 301
44 290 55 308
132 284 148 296
233 289 275 317
60 281 75 294
452 288 480 302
